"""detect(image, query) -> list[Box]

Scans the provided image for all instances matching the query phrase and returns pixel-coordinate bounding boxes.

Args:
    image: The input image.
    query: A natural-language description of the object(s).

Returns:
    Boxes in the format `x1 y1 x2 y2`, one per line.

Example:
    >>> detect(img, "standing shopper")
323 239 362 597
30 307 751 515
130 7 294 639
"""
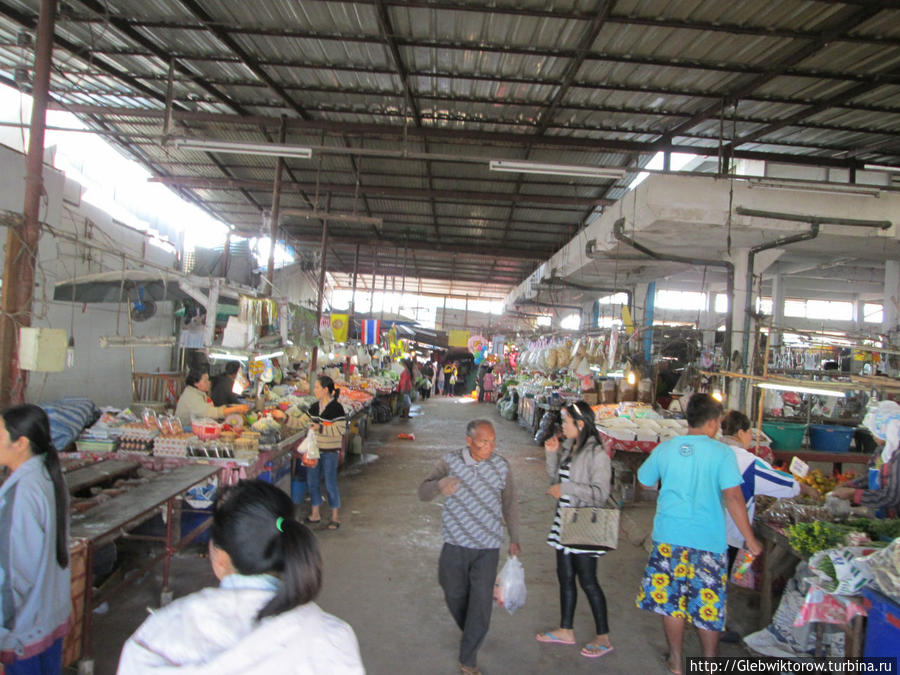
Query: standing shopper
634 394 762 675
118 480 363 674
0 405 71 674
418 420 520 675
537 401 614 658
397 360 415 419
303 376 346 530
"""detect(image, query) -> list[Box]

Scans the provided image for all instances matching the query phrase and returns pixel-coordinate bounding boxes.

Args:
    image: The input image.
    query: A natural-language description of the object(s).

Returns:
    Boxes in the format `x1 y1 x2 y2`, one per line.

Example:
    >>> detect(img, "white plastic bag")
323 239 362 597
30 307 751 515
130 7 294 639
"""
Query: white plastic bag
494 556 526 615
298 430 319 460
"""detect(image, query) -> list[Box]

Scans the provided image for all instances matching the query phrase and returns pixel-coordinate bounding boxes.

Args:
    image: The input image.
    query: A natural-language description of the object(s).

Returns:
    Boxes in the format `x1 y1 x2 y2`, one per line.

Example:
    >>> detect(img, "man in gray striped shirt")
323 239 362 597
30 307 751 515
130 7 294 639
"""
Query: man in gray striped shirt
419 419 521 675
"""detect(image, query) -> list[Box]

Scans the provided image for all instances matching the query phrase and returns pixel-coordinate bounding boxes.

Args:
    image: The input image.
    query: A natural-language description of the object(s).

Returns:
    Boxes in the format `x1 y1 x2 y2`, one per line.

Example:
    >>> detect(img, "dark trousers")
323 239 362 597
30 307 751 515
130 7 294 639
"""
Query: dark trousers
557 548 609 634
438 543 499 667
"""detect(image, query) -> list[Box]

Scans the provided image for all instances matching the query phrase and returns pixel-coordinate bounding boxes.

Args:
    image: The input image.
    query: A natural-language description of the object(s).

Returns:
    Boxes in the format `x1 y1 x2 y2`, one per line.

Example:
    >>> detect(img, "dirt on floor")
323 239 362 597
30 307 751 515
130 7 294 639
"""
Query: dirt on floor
83 395 760 675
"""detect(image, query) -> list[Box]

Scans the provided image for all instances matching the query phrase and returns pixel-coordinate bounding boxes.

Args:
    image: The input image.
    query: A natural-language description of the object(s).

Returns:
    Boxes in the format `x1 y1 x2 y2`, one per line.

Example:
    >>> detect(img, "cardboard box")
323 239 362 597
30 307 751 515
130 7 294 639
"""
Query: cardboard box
581 392 599 405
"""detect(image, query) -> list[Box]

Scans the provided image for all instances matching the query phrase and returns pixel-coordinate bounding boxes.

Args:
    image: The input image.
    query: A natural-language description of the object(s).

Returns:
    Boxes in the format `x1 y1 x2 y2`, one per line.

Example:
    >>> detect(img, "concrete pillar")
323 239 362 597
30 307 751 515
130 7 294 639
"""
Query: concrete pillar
884 260 900 343
854 295 865 333
771 273 785 347
583 299 597 330
699 291 718 350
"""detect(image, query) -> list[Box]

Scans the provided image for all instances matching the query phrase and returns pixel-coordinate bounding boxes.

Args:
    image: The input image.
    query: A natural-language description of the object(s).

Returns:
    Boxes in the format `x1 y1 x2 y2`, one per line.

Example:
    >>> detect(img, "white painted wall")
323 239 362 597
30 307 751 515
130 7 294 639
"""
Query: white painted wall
1 143 179 406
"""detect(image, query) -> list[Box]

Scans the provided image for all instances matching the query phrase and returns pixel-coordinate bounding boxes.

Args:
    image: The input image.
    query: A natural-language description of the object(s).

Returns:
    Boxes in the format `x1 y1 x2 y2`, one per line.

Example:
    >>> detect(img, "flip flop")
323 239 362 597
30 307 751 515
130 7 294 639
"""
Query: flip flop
581 644 614 658
304 517 321 524
327 521 341 530
535 632 575 645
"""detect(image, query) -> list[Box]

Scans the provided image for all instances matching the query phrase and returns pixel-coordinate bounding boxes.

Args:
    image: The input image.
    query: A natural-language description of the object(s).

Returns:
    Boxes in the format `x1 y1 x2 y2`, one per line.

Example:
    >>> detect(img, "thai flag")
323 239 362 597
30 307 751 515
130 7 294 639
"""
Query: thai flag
361 319 380 345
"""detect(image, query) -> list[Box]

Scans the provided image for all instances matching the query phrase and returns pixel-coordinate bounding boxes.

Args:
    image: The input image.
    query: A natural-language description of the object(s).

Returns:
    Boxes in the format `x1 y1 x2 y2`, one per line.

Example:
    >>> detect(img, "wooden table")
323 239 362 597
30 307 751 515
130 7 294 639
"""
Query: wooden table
755 522 864 657
65 459 140 494
70 463 220 674
772 450 870 474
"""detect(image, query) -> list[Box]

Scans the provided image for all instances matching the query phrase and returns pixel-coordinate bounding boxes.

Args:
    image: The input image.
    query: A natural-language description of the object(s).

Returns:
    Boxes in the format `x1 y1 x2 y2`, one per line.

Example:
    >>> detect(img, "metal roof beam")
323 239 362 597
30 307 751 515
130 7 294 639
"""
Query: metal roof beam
59 10 900 48
148 176 613 207
284 233 542 261
83 40 900 88
47 103 890 169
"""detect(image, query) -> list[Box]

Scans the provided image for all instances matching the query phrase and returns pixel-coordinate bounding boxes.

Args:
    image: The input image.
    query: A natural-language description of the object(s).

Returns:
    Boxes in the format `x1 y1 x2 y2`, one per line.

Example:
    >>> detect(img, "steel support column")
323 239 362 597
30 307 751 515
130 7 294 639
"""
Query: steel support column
0 0 56 406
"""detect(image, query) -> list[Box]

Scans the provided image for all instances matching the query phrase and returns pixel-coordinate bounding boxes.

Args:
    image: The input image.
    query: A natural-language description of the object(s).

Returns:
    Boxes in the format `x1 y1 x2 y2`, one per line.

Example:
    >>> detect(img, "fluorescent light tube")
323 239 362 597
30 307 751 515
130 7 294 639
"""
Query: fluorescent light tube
489 160 626 180
747 179 881 197
255 350 285 360
173 138 312 159
756 382 847 398
209 352 249 362
863 164 900 172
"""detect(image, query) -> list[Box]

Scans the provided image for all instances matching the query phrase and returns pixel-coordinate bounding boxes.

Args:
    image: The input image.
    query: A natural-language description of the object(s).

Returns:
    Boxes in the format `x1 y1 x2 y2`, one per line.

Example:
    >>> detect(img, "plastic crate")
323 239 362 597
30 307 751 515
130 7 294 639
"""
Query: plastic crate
862 587 900 658
74 438 118 453
809 423 854 453
761 421 807 450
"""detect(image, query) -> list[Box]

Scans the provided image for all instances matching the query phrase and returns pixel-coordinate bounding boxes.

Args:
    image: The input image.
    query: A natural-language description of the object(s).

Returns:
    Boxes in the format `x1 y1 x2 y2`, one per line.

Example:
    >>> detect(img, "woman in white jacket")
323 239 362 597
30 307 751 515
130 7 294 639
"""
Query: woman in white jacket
118 480 364 674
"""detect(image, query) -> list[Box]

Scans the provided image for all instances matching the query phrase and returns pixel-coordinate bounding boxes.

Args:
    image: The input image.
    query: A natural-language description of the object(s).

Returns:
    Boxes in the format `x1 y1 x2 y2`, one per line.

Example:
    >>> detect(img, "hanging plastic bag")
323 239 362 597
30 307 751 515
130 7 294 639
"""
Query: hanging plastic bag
493 556 526 615
297 430 319 466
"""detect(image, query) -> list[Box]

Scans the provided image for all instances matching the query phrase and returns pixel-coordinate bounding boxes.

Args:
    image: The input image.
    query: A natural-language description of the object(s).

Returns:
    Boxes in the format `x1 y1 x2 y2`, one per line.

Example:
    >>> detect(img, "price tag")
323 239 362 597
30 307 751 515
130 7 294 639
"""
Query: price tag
789 456 809 478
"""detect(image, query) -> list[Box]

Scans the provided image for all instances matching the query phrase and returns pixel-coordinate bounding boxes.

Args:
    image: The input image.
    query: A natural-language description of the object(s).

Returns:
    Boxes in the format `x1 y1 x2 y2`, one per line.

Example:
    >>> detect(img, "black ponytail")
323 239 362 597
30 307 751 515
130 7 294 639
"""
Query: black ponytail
2 404 69 568
211 480 322 621
566 400 603 455
317 375 340 400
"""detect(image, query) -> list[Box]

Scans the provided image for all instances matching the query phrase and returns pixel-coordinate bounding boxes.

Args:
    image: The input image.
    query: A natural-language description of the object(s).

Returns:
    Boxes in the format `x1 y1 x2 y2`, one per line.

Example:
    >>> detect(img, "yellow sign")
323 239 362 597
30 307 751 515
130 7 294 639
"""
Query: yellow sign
621 305 635 335
448 329 470 348
331 313 348 342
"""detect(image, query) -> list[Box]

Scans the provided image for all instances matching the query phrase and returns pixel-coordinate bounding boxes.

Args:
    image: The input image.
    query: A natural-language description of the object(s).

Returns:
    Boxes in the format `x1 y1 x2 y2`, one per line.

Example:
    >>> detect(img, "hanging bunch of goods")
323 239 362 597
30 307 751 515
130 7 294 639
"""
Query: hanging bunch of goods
239 295 278 326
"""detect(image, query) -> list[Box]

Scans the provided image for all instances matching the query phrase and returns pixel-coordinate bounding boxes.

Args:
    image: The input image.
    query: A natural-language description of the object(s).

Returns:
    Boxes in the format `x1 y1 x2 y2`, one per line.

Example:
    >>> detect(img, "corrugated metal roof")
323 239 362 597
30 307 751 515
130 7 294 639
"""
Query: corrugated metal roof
1 0 897 297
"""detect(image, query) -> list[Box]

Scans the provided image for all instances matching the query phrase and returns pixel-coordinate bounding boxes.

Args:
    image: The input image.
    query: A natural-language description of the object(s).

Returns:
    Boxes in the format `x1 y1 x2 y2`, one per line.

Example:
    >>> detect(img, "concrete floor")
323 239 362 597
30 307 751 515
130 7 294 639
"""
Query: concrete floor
84 395 759 674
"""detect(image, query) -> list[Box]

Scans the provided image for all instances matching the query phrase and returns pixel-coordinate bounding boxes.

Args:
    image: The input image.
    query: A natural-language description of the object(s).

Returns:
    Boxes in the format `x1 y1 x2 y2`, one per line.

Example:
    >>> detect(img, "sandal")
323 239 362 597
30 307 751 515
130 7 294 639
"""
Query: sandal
327 521 341 530
304 517 321 524
581 643 614 658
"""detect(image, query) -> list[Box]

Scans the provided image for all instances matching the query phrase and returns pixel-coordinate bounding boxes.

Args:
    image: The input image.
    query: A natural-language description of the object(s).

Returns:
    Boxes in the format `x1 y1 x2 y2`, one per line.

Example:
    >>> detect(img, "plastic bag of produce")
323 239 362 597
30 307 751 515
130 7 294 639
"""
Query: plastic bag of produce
494 556 526 615
809 547 875 595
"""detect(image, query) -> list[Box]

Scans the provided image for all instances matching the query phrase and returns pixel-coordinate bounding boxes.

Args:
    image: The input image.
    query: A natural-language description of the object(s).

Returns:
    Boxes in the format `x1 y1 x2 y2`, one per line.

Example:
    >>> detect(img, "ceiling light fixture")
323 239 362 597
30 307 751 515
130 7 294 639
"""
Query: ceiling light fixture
172 138 313 159
755 382 848 398
489 160 626 180
863 164 900 173
747 179 881 197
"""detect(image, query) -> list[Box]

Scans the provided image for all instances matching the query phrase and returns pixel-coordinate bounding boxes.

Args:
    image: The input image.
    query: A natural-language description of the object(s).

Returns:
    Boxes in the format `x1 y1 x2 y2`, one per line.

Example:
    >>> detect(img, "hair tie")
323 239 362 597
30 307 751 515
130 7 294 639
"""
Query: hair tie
275 517 285 533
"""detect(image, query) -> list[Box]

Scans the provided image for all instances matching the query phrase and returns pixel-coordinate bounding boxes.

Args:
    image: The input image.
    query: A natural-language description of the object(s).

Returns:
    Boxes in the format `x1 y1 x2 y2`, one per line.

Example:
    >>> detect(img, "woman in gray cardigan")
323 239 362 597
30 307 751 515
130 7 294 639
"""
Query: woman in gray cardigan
535 400 614 659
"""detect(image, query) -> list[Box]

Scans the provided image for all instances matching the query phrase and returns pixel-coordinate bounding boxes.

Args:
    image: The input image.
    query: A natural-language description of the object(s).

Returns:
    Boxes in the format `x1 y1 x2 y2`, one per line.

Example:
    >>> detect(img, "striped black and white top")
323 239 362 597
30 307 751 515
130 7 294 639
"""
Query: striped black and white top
546 463 606 557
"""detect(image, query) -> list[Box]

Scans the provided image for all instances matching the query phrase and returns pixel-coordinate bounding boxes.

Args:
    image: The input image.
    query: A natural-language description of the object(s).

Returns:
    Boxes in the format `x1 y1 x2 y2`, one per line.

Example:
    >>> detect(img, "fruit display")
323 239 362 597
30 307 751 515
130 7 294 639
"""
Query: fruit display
798 470 856 498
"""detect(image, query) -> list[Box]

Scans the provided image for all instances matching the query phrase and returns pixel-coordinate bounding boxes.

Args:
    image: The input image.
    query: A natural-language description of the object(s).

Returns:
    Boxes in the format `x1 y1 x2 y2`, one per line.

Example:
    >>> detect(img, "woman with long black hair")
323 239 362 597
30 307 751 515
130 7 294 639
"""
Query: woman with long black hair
118 479 363 673
535 400 615 659
0 404 71 674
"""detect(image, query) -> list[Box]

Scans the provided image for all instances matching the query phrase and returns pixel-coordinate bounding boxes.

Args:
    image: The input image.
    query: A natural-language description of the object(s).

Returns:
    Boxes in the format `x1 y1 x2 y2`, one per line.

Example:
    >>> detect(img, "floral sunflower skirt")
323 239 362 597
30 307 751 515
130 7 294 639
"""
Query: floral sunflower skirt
635 541 728 632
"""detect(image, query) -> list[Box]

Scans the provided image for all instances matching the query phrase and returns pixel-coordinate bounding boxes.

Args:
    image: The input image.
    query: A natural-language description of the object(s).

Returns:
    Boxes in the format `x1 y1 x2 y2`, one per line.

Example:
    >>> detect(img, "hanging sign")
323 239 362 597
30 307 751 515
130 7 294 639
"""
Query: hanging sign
331 313 349 342
448 329 470 348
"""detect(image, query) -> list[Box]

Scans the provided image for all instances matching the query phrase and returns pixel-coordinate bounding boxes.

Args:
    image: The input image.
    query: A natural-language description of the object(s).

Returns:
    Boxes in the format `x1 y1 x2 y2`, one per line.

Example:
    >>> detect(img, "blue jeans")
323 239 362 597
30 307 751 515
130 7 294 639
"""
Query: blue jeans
306 451 340 509
6 638 63 675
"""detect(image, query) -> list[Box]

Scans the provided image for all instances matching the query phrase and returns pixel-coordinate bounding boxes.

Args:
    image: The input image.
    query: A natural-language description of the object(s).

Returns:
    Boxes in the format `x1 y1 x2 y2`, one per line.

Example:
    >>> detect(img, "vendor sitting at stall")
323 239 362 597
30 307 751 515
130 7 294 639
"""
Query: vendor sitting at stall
175 368 250 428
210 361 244 407
831 408 900 515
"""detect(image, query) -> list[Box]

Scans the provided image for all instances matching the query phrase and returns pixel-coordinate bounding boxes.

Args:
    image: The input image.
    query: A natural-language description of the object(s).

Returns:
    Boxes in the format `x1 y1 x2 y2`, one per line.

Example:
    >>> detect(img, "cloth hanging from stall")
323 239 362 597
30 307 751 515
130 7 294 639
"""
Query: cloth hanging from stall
239 296 278 327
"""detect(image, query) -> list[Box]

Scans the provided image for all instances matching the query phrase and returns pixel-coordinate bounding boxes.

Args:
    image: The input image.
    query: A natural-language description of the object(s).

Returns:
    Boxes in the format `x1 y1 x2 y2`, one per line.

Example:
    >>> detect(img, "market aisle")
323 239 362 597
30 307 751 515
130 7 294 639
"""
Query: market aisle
87 396 757 674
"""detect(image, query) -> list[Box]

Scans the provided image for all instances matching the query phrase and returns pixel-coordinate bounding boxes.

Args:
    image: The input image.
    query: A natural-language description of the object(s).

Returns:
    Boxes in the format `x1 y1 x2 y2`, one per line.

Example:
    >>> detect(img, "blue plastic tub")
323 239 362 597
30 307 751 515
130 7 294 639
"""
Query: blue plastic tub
808 423 854 453
862 587 900 658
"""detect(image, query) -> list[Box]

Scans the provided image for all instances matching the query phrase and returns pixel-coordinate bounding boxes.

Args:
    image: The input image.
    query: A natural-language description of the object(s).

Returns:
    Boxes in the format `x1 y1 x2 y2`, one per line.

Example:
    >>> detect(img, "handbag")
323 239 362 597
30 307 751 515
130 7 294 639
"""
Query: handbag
559 498 620 550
